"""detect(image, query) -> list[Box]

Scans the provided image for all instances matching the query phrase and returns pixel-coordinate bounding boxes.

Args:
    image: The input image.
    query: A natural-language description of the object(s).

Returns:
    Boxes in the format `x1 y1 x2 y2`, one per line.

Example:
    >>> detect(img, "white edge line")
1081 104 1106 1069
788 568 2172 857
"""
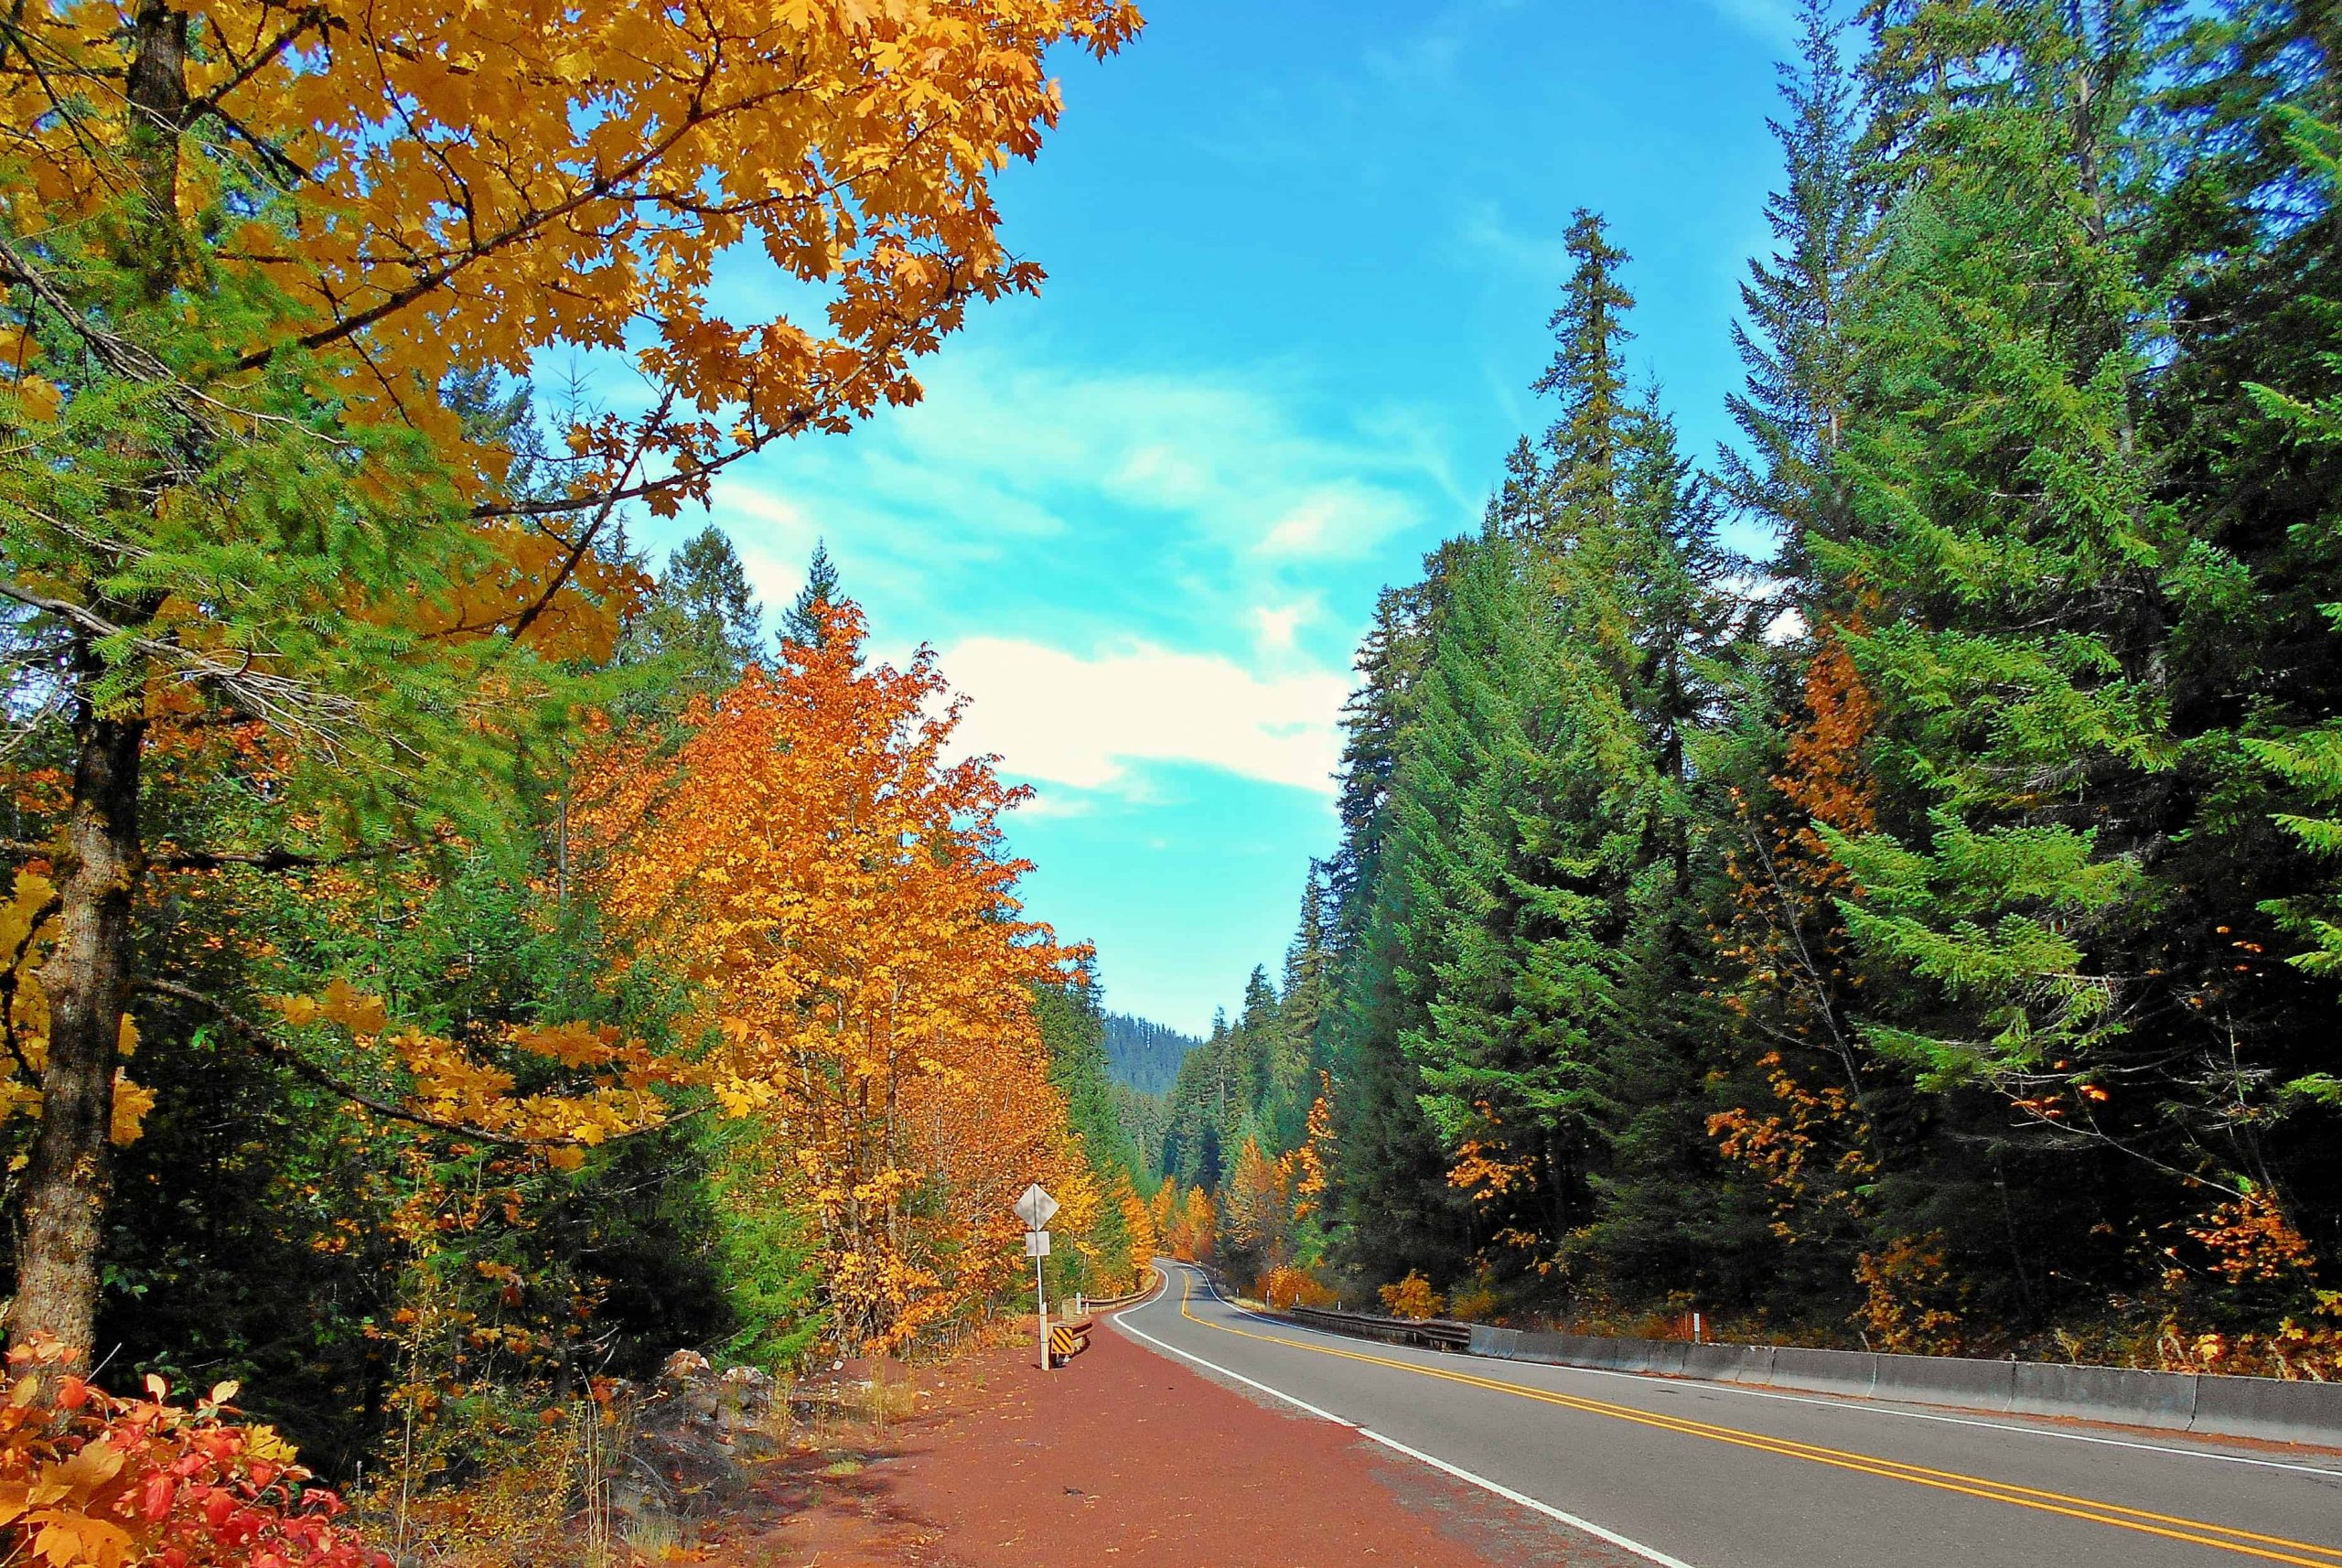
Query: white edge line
1357 1425 1701 1568
1189 1267 2342 1481
1117 1266 1700 1568
1112 1280 1356 1425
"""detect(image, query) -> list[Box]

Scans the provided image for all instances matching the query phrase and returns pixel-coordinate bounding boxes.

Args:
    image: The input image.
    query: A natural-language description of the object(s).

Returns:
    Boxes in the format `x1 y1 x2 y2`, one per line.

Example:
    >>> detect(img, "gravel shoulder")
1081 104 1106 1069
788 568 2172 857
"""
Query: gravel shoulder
697 1309 1580 1566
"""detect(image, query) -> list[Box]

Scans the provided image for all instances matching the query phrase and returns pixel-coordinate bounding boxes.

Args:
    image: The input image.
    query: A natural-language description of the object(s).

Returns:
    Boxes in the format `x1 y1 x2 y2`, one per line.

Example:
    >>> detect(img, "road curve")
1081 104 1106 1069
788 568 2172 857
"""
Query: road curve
1110 1262 2342 1568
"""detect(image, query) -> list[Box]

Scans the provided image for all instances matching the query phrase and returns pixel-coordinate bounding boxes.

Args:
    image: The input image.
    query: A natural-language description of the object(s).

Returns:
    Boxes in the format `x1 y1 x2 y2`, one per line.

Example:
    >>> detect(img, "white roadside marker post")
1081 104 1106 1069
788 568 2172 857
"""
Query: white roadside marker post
1033 1233 1049 1371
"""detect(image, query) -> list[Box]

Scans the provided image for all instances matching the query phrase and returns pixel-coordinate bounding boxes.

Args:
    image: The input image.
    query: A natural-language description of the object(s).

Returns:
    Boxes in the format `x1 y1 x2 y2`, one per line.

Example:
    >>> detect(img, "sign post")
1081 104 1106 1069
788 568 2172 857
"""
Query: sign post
1014 1184 1059 1372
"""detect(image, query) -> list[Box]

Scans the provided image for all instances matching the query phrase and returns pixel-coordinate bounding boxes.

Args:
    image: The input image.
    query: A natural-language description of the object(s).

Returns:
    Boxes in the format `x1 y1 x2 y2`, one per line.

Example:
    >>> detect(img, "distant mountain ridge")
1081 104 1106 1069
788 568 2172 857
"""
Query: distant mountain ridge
1102 1012 1198 1096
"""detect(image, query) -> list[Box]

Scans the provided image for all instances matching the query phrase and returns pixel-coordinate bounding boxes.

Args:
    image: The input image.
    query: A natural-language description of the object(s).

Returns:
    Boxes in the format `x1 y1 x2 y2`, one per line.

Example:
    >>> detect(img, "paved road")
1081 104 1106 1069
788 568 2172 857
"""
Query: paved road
1111 1261 2342 1568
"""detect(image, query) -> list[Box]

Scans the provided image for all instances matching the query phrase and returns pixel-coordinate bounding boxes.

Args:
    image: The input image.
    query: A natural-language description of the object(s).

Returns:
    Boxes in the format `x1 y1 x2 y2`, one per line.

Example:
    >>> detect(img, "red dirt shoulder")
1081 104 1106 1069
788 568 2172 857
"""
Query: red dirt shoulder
698 1315 1592 1566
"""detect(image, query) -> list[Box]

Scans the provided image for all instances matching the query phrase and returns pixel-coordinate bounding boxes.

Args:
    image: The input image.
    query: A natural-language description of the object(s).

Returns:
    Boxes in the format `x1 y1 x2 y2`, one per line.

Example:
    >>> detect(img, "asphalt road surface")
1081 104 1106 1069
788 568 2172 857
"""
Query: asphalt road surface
1112 1261 2342 1568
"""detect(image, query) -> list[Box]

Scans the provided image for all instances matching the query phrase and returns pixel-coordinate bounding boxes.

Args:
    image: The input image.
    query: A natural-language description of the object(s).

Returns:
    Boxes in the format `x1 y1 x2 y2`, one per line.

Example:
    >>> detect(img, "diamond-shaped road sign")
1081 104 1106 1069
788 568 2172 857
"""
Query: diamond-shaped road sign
1014 1183 1058 1230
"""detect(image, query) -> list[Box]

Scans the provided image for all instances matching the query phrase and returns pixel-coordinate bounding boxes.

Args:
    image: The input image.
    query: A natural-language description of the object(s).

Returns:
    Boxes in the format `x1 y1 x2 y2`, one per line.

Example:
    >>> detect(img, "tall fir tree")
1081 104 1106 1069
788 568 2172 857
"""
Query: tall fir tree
784 540 843 650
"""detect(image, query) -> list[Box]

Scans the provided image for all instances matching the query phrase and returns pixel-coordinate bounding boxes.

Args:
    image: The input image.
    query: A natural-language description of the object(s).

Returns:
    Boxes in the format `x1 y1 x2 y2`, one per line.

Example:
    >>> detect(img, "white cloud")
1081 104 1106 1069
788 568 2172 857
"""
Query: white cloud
710 342 1450 582
1703 0 1799 43
1455 199 1575 278
1112 443 1215 509
669 335 1469 815
1260 497 1339 558
1249 598 1315 654
938 636 1350 799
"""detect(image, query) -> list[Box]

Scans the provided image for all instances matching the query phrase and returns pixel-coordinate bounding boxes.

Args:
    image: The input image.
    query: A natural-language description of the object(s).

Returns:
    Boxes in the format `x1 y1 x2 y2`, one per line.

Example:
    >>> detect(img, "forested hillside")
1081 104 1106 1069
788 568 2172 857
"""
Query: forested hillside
1103 1012 1199 1094
1165 0 2342 1378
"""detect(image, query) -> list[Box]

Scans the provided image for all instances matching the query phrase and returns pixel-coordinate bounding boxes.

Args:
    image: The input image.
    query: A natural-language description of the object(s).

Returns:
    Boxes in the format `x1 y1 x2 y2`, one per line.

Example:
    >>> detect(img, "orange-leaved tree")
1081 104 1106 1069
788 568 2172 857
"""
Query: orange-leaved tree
1148 1176 1178 1242
1162 1184 1215 1263
1110 1170 1160 1289
1219 1135 1299 1280
578 601 1094 1350
1 0 1137 1364
1707 623 1884 1264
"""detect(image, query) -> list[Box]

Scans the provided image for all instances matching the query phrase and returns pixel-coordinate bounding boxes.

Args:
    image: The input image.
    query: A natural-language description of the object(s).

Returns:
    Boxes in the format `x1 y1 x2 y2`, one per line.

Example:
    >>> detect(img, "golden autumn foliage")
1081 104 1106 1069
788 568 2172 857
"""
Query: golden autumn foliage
0 1338 380 1568
1707 621 1885 1256
1852 1232 1970 1356
1293 1082 1334 1222
267 980 682 1163
2186 1187 2321 1286
3 0 1143 507
1378 1272 1443 1322
1255 1264 1333 1311
1148 1175 1177 1240
578 601 1095 1350
1160 1184 1214 1263
1 0 1140 1369
1220 1135 1305 1276
1106 1169 1161 1291
1 874 153 1149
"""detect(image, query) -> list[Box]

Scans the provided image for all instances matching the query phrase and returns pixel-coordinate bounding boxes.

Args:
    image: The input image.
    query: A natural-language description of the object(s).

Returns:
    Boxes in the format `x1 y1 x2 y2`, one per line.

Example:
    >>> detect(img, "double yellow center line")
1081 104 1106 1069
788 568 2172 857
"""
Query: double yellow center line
1166 1269 2342 1568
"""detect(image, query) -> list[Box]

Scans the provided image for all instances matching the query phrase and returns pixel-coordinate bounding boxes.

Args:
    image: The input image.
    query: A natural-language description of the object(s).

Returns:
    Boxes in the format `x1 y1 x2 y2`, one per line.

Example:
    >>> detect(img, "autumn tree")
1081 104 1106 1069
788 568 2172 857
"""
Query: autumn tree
1162 1185 1215 1263
580 602 1096 1349
0 0 1137 1365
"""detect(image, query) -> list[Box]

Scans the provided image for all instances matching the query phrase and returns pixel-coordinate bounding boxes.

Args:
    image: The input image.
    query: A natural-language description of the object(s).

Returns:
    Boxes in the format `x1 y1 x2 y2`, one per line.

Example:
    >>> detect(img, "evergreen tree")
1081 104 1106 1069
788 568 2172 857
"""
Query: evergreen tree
784 540 843 649
622 526 765 694
2139 3 2342 1266
1186 0 2342 1354
1827 0 2171 1101
1268 869 1336 1147
1322 552 1477 1286
1724 0 1867 604
1536 210 1638 535
1101 1012 1201 1094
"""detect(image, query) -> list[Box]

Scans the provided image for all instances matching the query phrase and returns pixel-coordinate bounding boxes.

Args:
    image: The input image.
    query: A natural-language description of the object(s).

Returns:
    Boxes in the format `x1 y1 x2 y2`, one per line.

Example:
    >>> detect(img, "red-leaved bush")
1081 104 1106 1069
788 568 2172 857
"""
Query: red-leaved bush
0 1338 387 1568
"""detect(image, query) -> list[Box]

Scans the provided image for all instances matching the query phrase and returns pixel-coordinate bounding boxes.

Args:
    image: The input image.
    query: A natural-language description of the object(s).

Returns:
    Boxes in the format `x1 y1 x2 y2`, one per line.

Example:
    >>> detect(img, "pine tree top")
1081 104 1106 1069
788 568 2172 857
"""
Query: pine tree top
784 540 843 650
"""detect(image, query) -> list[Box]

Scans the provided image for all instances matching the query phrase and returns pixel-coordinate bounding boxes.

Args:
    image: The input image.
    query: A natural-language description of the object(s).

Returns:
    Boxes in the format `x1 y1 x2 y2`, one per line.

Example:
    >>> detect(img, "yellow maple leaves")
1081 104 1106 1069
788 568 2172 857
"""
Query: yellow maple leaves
267 982 678 1159
0 874 154 1148
3 0 1142 513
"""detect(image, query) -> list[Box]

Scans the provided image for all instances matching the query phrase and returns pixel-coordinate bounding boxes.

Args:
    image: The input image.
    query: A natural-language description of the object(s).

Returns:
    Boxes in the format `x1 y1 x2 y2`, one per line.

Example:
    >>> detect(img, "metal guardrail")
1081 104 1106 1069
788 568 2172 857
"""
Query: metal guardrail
1288 1305 1473 1352
1079 1283 1156 1313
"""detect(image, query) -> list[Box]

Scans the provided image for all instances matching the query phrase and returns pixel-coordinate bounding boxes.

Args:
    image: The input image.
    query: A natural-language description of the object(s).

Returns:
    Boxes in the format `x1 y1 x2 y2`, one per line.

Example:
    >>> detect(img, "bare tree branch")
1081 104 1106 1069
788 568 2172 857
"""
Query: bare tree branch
146 841 420 874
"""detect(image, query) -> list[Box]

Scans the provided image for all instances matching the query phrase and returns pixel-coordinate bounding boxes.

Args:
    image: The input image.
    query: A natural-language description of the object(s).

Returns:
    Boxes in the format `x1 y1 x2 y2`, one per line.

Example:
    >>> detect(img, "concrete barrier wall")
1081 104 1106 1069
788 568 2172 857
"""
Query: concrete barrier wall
1436 1326 2340 1447
1680 1343 1773 1384
1770 1346 1879 1399
2011 1361 2197 1431
1873 1351 2016 1412
2189 1372 2342 1445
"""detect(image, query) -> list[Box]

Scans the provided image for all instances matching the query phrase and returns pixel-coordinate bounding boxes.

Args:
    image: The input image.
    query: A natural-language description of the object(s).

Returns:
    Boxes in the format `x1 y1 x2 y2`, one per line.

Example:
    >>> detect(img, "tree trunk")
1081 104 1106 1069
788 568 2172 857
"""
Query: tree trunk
10 689 145 1365
8 0 178 1370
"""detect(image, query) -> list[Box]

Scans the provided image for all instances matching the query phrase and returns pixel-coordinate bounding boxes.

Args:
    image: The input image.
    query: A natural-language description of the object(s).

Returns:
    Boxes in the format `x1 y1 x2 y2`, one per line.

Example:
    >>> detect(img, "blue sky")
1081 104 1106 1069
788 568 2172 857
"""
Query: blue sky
630 0 1810 1034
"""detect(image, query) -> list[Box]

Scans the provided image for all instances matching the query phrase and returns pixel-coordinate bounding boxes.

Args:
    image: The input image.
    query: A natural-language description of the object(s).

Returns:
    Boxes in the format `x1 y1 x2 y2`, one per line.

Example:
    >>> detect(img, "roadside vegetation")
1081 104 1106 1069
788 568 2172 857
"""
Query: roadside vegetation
0 0 1147 1561
1154 0 2342 1383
